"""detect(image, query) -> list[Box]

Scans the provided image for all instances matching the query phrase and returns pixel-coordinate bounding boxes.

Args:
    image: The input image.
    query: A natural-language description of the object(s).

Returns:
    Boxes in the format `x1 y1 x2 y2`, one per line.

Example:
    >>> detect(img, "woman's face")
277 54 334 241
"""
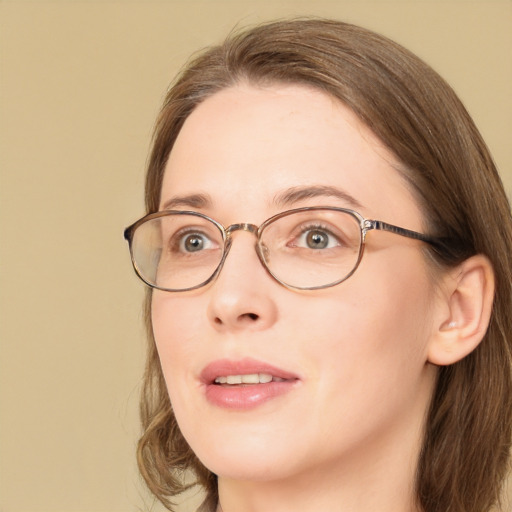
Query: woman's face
152 84 439 483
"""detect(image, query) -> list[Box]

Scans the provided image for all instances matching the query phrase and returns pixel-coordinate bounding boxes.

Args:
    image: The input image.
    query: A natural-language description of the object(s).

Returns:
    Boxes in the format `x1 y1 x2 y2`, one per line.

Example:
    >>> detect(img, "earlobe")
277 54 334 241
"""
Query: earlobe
427 255 495 366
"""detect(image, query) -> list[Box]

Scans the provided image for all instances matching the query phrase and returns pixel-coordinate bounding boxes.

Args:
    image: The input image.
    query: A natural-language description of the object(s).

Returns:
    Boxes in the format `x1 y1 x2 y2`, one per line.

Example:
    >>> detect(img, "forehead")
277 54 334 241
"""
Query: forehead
161 84 422 227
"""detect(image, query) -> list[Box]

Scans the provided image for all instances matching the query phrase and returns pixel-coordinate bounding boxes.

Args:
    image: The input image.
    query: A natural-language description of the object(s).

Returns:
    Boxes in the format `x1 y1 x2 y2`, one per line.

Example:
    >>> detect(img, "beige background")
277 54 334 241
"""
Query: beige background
1 1 511 511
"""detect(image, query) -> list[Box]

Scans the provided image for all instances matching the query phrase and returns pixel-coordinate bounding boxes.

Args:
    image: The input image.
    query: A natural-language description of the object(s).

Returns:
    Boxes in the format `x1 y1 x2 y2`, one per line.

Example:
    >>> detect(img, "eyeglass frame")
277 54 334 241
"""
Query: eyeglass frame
123 206 445 292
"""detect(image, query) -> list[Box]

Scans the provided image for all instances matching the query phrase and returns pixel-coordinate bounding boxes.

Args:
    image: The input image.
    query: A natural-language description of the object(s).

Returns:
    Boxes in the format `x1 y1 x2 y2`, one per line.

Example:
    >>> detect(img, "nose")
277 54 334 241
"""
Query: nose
206 229 279 332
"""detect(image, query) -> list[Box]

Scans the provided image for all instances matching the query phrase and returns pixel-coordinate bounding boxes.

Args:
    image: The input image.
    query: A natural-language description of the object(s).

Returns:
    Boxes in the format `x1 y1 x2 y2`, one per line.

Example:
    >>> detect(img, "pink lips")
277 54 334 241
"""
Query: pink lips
200 358 300 410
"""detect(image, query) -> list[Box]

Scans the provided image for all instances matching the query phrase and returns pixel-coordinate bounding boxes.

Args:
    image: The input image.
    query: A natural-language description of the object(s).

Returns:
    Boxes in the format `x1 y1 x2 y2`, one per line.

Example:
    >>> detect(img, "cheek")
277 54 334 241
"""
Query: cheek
151 293 216 452
296 252 435 399
151 292 205 394
152 292 200 344
291 267 434 453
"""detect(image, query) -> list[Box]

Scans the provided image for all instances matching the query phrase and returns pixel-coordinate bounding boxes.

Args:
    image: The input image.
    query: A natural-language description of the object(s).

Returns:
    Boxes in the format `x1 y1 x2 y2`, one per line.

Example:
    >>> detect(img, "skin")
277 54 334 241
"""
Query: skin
152 83 444 512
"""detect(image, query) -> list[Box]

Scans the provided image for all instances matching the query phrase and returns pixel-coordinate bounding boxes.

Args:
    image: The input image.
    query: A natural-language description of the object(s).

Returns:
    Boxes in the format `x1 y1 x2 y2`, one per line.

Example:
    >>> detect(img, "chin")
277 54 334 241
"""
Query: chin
184 428 303 482
201 453 292 483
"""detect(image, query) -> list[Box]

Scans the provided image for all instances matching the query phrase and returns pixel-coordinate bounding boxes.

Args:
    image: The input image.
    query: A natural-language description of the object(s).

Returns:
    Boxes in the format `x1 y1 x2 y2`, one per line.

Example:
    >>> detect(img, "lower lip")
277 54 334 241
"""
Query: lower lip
204 380 297 410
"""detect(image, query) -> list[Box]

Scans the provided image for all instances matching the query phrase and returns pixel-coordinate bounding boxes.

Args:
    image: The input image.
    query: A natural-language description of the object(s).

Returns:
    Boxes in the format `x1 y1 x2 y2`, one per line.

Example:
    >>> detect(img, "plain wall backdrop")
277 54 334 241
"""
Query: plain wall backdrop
1 1 511 511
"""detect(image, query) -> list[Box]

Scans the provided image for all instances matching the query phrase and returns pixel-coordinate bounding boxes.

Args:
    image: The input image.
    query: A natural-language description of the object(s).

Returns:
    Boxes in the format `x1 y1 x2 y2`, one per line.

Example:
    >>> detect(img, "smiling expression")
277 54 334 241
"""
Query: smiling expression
151 83 439 483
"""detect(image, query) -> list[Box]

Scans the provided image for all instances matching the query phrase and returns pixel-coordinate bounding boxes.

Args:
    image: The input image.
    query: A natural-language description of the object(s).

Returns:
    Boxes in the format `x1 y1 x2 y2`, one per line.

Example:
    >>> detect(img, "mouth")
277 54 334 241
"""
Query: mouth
201 358 300 410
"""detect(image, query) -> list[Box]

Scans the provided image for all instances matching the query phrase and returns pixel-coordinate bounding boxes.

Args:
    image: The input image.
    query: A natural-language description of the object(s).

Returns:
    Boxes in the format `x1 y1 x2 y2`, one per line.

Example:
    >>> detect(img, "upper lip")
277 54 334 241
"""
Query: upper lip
200 357 300 384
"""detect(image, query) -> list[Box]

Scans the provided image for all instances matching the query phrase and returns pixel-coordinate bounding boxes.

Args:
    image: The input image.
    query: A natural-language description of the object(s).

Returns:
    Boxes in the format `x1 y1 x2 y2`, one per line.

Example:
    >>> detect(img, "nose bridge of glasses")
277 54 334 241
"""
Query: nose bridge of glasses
222 222 264 267
225 223 259 236
217 222 265 277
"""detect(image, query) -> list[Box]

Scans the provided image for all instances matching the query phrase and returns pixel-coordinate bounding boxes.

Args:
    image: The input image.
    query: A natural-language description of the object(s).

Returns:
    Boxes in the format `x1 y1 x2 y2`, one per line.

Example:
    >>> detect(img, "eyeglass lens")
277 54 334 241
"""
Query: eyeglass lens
129 210 363 291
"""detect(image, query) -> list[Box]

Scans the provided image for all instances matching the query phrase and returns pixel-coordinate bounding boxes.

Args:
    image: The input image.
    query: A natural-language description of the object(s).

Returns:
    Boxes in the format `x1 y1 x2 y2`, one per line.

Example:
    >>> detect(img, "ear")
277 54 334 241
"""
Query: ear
427 255 495 366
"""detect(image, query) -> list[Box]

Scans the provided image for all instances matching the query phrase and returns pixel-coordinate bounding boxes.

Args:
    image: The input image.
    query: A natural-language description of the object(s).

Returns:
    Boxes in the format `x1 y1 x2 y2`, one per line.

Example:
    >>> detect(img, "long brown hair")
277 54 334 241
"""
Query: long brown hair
137 19 512 512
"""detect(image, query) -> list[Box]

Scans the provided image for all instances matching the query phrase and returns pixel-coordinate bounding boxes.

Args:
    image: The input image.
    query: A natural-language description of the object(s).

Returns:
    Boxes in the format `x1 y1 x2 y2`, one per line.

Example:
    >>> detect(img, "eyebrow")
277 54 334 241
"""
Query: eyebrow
273 185 364 210
160 185 364 212
161 193 212 210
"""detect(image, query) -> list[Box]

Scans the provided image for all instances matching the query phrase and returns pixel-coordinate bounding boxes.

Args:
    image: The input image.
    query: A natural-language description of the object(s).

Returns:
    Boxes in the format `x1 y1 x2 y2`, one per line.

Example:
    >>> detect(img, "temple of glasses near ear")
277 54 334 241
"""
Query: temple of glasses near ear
124 206 442 292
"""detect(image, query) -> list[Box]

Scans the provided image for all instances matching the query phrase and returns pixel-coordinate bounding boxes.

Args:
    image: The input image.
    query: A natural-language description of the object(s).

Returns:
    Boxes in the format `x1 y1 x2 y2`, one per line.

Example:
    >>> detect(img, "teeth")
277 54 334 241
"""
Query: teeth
214 373 276 385
258 373 273 384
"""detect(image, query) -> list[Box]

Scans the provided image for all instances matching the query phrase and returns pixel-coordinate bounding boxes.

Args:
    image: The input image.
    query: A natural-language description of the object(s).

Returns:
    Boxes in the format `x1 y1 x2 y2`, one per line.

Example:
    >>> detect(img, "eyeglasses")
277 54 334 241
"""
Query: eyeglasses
124 207 441 291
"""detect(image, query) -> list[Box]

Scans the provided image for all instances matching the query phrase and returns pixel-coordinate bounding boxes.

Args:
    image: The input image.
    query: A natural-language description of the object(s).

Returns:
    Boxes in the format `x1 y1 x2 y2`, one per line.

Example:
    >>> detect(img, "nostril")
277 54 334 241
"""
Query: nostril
241 313 259 321
213 312 260 328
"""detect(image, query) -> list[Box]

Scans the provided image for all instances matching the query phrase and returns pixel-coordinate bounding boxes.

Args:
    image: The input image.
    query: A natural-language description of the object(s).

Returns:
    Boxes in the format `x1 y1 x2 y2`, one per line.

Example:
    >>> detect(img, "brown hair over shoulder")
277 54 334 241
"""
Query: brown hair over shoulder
137 18 512 512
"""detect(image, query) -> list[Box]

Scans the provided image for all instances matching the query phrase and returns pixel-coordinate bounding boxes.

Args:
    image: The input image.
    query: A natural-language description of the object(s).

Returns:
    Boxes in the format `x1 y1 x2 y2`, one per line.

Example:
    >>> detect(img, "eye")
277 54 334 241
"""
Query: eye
294 226 341 250
172 230 216 254
182 233 208 252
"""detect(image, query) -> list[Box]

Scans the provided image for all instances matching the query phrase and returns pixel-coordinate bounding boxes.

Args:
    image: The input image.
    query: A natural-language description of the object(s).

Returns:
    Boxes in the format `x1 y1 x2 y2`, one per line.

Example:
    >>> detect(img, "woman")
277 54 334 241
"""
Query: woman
124 19 512 512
